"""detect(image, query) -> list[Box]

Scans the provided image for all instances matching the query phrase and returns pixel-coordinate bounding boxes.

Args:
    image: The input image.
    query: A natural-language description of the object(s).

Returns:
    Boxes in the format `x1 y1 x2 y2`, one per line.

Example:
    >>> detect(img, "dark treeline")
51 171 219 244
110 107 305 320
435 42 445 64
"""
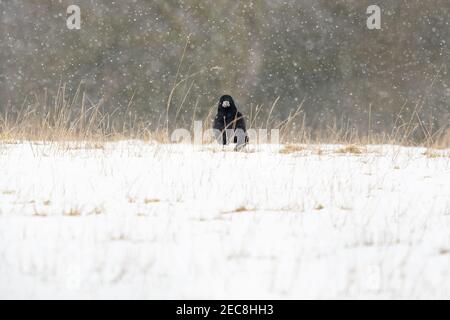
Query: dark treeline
0 0 448 140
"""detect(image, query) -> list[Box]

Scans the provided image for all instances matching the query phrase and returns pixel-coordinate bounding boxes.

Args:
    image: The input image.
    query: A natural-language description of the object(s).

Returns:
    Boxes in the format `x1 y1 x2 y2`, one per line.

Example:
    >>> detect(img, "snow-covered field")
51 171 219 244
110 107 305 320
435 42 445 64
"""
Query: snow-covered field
0 141 449 299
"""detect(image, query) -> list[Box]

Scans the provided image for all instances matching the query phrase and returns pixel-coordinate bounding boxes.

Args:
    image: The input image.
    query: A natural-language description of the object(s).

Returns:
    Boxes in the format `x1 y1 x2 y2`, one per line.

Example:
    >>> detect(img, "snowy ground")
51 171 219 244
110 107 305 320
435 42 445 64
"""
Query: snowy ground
0 141 449 299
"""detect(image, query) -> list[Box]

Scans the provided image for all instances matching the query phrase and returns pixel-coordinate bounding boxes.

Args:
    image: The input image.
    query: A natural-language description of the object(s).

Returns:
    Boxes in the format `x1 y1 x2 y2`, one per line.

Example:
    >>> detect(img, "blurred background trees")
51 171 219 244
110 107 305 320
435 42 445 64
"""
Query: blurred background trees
0 0 448 140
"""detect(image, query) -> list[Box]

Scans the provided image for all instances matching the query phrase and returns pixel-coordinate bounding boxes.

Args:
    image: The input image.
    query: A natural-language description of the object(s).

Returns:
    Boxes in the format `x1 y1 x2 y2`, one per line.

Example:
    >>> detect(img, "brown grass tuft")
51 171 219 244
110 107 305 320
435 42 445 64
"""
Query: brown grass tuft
144 198 160 204
234 206 250 213
314 204 325 210
279 144 305 154
335 145 364 154
64 208 81 216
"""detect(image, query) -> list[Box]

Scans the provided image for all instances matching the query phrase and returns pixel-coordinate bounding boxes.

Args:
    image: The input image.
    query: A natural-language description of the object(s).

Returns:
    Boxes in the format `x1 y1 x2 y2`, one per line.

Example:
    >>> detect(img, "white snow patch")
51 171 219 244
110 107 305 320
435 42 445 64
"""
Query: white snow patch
0 142 449 299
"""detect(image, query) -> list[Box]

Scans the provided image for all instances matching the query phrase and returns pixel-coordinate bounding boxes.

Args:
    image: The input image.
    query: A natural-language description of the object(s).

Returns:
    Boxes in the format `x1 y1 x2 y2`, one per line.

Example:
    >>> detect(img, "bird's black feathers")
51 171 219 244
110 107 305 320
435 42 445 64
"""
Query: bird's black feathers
212 95 248 149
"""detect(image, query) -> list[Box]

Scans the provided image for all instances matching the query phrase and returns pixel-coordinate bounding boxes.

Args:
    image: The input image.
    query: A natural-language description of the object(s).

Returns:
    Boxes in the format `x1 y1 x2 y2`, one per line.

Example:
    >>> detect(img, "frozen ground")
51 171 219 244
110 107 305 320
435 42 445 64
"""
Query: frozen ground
0 141 449 299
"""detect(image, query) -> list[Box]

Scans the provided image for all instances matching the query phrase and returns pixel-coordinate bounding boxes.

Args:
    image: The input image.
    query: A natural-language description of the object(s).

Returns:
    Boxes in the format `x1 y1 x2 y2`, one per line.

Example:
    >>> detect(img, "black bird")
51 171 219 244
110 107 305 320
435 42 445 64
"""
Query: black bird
212 95 248 149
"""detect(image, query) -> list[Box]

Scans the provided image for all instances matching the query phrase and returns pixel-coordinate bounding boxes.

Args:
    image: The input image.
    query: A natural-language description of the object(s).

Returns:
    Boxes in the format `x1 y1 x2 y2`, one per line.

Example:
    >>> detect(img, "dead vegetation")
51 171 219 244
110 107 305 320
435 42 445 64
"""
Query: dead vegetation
314 204 325 211
279 144 305 154
144 198 160 204
0 82 448 149
234 206 251 213
222 206 252 214
423 149 450 158
335 145 364 155
63 208 82 217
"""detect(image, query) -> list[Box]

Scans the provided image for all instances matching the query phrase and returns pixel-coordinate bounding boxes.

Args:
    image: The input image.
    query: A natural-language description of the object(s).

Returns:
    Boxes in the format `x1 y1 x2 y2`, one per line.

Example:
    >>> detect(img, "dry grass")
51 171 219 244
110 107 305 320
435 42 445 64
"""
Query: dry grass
64 142 105 150
144 198 160 204
0 82 156 143
64 208 82 217
314 204 325 211
335 145 364 155
423 149 450 158
1 82 448 149
233 206 251 213
279 144 305 154
434 128 450 149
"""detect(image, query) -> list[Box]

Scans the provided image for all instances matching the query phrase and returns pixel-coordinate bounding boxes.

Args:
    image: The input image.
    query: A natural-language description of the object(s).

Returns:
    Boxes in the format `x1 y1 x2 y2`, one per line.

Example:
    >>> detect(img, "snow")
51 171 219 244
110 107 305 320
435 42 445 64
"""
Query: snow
0 141 449 299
